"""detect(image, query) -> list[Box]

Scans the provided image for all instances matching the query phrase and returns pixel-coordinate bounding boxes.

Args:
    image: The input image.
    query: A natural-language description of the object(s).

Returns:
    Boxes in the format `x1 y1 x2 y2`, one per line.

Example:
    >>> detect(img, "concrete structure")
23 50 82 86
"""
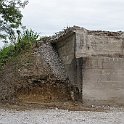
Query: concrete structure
50 26 124 105
1 26 124 106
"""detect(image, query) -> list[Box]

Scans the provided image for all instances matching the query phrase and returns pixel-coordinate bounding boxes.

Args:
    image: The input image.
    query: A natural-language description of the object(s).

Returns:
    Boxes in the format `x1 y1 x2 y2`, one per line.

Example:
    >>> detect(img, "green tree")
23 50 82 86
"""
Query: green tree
0 0 28 42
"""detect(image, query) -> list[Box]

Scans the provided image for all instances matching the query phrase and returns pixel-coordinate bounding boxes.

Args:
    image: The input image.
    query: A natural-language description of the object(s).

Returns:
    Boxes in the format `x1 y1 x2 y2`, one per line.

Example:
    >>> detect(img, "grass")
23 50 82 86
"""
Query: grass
0 29 39 70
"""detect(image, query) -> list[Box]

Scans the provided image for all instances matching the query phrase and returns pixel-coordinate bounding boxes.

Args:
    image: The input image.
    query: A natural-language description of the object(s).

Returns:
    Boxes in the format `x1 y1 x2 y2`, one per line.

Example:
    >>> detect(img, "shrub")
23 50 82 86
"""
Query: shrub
0 45 15 68
15 29 39 53
0 29 39 69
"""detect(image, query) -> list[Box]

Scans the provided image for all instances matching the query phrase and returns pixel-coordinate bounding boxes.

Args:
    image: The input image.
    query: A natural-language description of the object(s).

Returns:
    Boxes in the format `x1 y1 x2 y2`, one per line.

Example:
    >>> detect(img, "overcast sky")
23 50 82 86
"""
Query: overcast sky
1 0 124 47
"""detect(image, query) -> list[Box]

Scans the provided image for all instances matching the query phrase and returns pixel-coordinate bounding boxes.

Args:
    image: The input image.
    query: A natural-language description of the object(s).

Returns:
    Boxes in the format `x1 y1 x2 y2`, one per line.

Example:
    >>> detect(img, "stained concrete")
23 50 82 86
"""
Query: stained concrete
52 26 124 105
83 56 124 105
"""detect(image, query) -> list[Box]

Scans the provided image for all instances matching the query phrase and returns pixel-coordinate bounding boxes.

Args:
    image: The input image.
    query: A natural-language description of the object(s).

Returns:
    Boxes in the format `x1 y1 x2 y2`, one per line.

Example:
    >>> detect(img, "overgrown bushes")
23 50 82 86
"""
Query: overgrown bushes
0 45 15 68
0 29 39 69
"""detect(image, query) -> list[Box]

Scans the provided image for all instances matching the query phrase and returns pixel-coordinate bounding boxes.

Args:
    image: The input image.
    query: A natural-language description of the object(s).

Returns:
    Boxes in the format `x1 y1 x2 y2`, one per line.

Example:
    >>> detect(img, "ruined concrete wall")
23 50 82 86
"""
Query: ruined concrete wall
75 29 124 58
1 26 124 105
48 27 124 104
88 35 124 56
73 28 124 105
55 34 83 100
55 34 75 84
82 56 124 105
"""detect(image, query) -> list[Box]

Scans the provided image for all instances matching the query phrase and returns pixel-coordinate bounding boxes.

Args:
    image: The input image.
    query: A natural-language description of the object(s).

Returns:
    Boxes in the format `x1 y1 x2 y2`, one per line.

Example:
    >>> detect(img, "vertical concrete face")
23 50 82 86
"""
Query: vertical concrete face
53 26 124 105
75 28 89 58
74 28 124 105
83 56 124 105
56 34 76 85
75 29 124 58
87 35 124 55
55 32 86 100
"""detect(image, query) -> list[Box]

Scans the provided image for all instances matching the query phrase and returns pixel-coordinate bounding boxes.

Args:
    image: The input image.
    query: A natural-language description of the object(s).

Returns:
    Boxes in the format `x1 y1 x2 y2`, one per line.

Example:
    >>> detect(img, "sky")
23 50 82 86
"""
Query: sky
1 0 124 47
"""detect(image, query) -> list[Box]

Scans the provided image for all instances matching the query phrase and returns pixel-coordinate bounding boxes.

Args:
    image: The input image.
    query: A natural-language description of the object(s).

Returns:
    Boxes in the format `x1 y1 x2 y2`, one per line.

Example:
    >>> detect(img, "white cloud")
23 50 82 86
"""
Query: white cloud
1 0 124 47
21 0 124 33
0 42 4 49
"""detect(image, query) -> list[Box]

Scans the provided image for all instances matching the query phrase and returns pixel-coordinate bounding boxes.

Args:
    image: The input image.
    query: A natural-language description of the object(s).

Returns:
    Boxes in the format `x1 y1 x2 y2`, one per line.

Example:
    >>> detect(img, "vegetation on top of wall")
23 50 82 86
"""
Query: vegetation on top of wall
0 29 39 70
15 29 39 53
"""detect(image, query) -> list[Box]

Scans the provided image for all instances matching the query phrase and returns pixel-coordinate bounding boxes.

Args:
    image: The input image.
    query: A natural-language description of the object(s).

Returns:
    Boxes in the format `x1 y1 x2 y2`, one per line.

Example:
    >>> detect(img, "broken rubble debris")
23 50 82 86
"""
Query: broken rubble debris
38 42 67 81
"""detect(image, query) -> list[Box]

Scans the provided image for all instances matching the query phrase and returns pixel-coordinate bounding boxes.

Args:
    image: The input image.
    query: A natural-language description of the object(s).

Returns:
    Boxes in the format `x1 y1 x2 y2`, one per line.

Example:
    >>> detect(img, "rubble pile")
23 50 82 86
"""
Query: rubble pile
38 42 67 81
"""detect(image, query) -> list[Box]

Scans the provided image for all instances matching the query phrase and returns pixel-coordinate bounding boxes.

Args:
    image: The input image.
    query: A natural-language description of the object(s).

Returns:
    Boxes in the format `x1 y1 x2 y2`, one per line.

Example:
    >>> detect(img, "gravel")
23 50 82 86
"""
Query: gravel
0 108 124 124
39 42 67 80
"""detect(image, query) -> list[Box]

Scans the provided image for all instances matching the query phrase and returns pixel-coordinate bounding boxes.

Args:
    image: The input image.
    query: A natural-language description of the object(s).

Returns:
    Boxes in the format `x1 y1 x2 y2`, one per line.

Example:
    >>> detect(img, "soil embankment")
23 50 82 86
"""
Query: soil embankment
0 42 73 105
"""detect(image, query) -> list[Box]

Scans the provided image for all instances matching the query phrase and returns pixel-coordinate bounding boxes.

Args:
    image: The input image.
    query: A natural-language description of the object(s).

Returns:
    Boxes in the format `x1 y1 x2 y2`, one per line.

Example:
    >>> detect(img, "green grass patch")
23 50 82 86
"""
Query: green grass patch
0 29 39 70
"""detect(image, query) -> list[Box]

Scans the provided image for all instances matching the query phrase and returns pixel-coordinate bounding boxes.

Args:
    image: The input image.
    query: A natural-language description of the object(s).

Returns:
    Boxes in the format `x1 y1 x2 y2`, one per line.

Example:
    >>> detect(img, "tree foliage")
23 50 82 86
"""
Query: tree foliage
0 0 28 42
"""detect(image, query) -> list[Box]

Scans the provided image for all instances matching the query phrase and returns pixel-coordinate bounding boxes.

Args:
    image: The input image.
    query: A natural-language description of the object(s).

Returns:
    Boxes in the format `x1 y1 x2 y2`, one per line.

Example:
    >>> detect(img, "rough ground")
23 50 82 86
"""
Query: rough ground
0 106 124 124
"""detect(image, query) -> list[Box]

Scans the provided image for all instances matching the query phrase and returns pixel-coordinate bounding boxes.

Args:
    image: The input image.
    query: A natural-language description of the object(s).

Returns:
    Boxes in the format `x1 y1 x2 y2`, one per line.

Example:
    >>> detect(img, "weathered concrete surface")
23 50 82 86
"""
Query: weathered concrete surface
55 33 82 100
82 56 124 105
74 27 124 105
75 28 124 58
52 26 124 105
55 34 75 85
